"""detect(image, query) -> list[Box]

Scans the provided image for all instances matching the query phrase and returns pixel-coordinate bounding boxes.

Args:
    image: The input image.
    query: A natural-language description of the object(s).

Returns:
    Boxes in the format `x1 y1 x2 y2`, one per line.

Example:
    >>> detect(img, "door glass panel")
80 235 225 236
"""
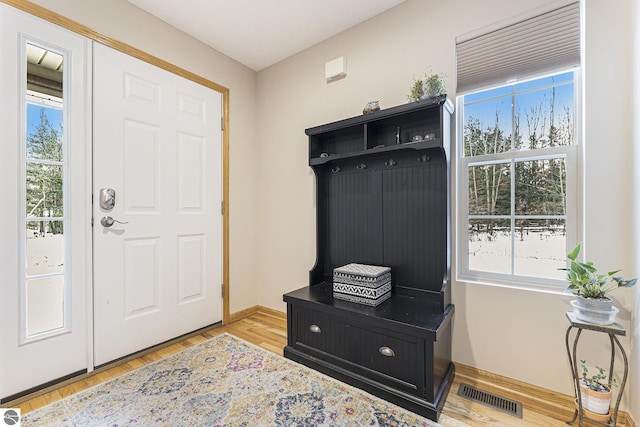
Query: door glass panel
26 221 64 276
26 163 63 218
26 276 65 336
24 42 65 340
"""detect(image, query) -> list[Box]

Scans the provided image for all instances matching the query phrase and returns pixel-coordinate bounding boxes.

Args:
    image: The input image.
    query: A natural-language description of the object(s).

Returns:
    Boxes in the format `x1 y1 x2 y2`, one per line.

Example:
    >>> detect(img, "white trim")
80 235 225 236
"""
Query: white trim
26 90 62 107
18 35 29 346
84 39 94 375
464 145 574 165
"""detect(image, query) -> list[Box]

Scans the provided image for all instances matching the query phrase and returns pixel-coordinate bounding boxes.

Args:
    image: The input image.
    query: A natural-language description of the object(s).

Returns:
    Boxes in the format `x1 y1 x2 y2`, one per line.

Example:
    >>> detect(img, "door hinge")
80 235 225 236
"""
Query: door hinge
221 284 225 298
221 117 225 131
221 201 224 215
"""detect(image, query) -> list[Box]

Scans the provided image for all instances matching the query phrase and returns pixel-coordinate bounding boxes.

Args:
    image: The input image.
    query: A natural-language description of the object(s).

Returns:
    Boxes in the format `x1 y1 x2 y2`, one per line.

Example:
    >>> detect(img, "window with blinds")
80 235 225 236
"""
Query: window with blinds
455 2 582 291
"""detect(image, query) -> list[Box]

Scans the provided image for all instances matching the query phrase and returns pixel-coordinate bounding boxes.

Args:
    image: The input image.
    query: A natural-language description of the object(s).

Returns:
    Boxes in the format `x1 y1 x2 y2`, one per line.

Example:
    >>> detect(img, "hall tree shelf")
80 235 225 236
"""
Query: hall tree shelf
308 97 447 166
284 95 455 421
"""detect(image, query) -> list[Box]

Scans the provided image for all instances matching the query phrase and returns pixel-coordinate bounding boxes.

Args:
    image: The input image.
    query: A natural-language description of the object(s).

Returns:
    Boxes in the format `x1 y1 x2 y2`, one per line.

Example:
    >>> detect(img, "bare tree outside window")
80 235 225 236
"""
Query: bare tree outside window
459 72 576 284
27 108 64 233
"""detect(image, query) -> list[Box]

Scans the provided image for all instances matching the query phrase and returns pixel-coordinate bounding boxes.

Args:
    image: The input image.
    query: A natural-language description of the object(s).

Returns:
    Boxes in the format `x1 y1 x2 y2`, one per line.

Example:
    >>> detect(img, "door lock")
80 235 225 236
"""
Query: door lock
99 188 116 210
100 216 128 227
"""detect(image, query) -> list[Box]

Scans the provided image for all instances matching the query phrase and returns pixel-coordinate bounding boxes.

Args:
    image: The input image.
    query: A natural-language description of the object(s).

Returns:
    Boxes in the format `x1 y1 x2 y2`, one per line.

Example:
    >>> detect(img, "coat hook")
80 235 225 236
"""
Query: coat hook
331 166 341 173
418 154 431 163
357 163 367 170
385 159 397 167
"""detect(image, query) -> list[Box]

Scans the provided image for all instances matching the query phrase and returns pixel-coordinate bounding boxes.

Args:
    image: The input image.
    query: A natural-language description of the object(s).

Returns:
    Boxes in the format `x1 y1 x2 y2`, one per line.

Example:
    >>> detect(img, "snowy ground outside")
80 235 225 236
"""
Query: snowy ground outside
469 230 565 279
26 233 64 336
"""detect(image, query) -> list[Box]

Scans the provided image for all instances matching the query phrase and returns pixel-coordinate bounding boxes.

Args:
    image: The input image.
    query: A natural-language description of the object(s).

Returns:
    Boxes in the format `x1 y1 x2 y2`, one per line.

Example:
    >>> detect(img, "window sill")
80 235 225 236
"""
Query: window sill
454 273 569 297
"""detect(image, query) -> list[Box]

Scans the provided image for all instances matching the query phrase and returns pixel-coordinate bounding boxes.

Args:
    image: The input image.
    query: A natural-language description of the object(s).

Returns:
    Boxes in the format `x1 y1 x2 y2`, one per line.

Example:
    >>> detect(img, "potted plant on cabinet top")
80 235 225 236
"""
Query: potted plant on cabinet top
406 68 447 102
565 243 637 324
577 360 616 422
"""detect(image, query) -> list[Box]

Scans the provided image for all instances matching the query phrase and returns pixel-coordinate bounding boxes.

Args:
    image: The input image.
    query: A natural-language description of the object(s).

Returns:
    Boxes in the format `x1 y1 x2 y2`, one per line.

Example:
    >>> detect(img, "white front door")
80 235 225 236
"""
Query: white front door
92 43 223 366
0 5 90 401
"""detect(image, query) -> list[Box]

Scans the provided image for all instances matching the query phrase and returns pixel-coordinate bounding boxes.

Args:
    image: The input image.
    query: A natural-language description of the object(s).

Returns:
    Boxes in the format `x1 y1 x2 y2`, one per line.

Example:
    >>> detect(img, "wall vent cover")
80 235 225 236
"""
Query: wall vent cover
457 383 523 418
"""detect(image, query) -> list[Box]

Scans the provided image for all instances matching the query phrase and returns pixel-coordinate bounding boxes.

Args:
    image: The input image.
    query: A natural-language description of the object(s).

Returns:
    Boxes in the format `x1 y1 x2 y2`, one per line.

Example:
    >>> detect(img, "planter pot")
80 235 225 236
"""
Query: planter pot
575 295 614 311
579 381 612 415
570 298 618 325
574 399 610 423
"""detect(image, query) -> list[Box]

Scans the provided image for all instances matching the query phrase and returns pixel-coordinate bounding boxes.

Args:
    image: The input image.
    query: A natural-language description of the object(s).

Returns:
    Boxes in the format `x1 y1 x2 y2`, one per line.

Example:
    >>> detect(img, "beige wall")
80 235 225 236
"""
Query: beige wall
255 0 637 411
27 0 260 314
631 0 640 421
583 0 635 414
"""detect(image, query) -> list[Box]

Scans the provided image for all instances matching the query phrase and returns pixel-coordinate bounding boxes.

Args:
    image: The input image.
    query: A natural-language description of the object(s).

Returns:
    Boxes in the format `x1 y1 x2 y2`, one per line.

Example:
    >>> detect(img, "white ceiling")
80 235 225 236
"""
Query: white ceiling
126 0 407 71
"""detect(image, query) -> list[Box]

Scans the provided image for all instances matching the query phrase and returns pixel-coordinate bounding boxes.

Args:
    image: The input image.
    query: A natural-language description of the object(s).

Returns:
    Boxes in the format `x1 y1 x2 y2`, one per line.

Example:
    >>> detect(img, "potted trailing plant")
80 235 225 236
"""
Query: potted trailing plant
423 72 446 98
406 68 447 102
577 360 616 421
564 243 637 324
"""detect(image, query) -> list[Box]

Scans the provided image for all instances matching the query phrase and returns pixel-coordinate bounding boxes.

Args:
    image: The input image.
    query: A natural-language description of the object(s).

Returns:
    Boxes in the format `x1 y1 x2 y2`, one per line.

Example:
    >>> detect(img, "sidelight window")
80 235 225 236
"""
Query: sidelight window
23 43 67 340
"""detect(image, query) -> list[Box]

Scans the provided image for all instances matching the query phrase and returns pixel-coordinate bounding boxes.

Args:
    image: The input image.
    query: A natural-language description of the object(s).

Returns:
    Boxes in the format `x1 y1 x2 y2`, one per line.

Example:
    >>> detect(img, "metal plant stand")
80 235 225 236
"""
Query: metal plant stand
565 311 627 426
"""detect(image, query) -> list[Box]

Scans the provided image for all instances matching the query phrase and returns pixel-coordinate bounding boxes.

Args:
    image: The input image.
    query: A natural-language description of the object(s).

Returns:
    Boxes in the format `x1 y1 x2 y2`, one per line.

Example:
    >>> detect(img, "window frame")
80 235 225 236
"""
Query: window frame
455 69 582 292
20 46 70 344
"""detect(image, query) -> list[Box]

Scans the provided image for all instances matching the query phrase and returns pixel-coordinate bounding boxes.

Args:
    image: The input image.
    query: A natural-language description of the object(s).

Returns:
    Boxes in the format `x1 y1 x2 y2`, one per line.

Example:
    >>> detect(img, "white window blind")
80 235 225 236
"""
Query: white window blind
456 2 580 94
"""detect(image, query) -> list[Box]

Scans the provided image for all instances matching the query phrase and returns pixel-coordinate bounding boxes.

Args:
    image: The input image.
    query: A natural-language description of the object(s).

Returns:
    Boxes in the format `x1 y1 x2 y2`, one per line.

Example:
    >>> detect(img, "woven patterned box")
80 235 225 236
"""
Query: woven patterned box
333 263 391 306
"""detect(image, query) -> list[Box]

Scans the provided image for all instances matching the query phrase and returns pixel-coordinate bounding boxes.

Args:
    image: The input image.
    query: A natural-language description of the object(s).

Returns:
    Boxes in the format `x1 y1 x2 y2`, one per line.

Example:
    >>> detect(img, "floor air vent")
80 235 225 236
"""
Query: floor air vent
457 383 523 418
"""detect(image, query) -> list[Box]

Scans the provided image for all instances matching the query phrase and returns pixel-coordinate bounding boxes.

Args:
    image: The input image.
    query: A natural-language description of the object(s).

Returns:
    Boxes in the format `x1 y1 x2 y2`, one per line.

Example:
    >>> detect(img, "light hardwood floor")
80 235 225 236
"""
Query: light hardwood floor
5 310 629 426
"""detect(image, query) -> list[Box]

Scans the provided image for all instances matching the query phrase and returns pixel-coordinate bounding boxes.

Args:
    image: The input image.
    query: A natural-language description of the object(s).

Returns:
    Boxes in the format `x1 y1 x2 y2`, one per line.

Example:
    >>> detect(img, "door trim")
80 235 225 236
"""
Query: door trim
1 0 231 325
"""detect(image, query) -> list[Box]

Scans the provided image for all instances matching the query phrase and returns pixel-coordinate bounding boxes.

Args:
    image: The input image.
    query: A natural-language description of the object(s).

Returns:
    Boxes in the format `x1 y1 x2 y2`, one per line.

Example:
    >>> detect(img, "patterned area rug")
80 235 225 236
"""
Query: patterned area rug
23 333 442 426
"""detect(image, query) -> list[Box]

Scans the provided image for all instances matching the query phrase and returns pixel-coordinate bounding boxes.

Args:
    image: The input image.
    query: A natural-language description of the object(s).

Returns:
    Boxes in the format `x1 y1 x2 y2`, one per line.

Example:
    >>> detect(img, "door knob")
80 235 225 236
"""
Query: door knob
100 216 128 227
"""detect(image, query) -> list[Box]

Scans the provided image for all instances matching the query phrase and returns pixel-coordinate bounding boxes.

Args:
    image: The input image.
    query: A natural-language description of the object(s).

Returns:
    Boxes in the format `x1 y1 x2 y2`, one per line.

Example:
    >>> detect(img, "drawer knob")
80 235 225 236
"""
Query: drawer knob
379 346 395 357
309 324 321 333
